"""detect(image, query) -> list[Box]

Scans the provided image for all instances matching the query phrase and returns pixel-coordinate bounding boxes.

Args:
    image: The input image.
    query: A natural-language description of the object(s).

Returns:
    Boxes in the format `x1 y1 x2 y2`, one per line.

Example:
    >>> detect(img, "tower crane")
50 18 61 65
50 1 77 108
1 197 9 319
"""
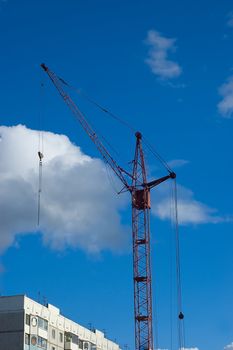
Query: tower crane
41 63 176 350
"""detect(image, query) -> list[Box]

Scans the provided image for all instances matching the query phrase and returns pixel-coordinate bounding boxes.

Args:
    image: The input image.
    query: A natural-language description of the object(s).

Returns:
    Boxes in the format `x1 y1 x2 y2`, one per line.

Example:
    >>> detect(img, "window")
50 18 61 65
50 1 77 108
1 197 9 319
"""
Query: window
52 347 55 350
65 332 79 345
38 336 47 349
25 314 30 326
31 336 37 346
25 333 30 345
59 332 63 343
84 342 90 350
38 317 48 331
79 339 84 349
52 329 56 339
72 334 79 345
65 333 72 342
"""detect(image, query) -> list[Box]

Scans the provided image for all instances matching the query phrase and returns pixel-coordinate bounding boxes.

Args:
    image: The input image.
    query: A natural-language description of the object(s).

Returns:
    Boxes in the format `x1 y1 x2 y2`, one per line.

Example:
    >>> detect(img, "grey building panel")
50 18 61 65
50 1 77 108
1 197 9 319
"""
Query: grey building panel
0 331 24 350
0 295 25 312
0 311 24 350
0 310 24 331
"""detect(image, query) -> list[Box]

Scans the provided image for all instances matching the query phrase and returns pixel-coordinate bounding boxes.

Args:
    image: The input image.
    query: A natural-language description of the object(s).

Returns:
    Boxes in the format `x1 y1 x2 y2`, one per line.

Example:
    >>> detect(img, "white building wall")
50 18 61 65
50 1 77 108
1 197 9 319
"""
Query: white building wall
0 295 121 350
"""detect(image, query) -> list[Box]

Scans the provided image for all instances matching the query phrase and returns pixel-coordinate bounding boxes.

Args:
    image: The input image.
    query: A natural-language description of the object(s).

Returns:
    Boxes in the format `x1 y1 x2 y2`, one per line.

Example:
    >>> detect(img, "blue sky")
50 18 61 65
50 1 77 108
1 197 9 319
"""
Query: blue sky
0 1 233 350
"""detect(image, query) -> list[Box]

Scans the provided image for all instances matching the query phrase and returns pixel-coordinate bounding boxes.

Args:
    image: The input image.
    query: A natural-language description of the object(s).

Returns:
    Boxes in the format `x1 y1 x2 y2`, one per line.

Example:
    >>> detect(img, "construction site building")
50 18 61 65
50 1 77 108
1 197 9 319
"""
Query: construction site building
0 295 120 350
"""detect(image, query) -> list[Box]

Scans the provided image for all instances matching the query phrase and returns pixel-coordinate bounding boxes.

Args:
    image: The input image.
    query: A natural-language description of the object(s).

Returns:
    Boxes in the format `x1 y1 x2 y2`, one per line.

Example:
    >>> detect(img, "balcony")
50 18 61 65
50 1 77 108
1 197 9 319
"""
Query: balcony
65 340 79 350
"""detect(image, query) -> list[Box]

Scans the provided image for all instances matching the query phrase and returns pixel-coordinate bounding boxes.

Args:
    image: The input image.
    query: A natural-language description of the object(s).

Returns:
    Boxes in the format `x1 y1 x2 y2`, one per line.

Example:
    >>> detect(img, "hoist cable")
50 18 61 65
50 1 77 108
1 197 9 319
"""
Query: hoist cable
172 179 185 350
153 283 160 350
104 162 120 195
37 157 43 226
38 82 45 154
169 180 174 350
37 82 45 226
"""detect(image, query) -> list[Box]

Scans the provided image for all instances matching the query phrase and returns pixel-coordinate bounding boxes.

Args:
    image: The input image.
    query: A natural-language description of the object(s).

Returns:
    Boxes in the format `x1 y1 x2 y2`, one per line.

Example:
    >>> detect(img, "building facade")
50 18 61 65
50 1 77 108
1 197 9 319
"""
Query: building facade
0 295 120 350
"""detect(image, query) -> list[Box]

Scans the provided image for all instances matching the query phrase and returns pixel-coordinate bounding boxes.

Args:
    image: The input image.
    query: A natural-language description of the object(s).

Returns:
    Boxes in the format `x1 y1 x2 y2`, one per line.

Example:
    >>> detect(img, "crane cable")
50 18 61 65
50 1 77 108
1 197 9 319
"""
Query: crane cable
37 151 43 226
58 75 175 180
58 75 174 180
169 180 174 350
58 76 124 164
58 75 136 134
171 178 185 350
142 138 173 174
37 82 44 226
153 285 160 350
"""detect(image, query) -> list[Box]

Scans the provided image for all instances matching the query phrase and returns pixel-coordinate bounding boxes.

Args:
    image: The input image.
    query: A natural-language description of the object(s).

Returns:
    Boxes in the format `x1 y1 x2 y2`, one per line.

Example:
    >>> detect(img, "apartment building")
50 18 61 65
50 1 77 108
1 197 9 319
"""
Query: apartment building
0 295 120 350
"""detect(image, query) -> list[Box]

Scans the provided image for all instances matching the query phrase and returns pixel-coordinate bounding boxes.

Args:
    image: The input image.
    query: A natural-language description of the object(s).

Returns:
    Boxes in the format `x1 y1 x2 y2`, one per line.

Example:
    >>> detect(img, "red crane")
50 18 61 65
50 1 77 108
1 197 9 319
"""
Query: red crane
41 63 176 350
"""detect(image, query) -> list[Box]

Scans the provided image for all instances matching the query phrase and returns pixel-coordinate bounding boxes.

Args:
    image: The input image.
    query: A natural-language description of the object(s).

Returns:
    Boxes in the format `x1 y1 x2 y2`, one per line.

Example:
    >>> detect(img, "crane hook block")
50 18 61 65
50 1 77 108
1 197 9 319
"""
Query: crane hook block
38 151 44 161
178 312 184 320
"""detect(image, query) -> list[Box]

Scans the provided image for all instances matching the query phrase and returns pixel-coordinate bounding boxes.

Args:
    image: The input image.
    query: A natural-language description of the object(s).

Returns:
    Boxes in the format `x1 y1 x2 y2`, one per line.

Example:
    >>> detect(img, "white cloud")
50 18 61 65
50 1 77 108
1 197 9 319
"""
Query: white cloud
167 159 189 169
0 125 229 256
152 183 228 225
227 12 233 27
225 343 233 350
0 125 129 255
145 30 182 79
218 76 233 118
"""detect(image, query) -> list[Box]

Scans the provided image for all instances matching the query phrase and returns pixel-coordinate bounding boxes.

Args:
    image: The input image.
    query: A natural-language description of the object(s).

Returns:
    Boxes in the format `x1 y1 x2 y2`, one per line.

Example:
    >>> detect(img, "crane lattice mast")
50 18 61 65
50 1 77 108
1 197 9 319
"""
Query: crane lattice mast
41 63 176 350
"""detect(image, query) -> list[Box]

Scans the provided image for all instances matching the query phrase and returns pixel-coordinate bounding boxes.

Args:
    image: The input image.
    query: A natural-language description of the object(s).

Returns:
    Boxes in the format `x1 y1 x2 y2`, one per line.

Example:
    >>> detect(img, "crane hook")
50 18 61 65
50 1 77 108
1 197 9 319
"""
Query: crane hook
178 312 184 320
38 151 44 162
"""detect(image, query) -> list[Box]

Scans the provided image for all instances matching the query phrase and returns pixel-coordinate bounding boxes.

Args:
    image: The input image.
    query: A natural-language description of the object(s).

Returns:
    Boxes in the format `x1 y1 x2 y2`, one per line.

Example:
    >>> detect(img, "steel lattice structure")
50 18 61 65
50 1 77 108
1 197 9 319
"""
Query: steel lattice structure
132 132 153 350
41 63 175 350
